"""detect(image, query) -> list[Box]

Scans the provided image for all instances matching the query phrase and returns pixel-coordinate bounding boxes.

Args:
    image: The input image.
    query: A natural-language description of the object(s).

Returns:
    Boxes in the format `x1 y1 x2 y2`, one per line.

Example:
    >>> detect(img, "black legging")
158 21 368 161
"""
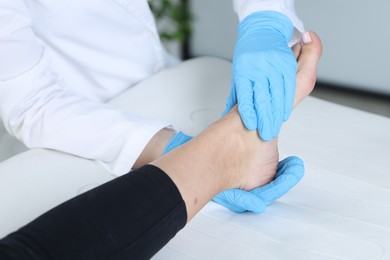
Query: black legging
0 165 187 260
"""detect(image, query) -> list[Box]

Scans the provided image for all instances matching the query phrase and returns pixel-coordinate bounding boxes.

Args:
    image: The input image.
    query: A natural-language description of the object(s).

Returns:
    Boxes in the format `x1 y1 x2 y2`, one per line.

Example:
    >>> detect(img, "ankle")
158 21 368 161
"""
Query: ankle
210 106 279 191
204 107 251 190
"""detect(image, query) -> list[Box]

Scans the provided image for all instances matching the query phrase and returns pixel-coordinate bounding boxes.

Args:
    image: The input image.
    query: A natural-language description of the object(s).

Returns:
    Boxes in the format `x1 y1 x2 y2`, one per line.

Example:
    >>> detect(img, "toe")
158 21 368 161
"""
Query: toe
293 31 323 108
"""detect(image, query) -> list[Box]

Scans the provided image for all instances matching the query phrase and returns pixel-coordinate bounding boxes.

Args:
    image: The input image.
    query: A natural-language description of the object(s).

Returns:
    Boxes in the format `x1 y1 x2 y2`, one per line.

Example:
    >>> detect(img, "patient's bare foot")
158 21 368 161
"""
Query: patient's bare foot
152 32 323 220
156 31 324 193
223 31 324 191
219 31 324 191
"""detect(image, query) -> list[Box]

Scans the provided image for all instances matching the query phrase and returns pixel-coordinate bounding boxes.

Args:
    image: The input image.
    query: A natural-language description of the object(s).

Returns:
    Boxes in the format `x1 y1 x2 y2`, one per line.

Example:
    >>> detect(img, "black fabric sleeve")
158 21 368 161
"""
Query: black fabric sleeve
0 164 187 260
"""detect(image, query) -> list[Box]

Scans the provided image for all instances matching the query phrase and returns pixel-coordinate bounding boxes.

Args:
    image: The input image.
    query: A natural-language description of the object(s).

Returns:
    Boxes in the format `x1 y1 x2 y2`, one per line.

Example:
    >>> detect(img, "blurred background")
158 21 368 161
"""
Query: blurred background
150 0 390 118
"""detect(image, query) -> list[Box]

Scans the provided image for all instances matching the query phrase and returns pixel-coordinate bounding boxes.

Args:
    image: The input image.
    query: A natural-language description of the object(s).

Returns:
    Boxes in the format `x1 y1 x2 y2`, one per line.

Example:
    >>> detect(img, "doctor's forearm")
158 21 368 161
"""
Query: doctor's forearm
0 0 170 176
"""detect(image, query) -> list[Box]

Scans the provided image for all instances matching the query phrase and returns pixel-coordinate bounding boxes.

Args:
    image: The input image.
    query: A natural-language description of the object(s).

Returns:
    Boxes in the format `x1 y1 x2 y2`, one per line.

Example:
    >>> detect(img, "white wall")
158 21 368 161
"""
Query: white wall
191 0 237 62
190 0 390 95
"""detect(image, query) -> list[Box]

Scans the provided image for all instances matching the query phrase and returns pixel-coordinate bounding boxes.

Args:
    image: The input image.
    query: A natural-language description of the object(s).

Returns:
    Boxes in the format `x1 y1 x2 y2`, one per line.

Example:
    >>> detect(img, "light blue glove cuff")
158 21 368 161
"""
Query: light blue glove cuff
238 11 295 43
163 131 193 154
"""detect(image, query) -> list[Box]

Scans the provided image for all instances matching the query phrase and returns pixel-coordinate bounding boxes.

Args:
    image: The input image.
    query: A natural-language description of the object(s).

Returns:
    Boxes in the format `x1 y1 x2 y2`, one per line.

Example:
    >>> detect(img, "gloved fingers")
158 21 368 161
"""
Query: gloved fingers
277 156 304 185
250 156 304 205
213 188 267 213
222 81 237 117
268 71 284 138
236 77 257 131
253 77 273 141
276 156 304 177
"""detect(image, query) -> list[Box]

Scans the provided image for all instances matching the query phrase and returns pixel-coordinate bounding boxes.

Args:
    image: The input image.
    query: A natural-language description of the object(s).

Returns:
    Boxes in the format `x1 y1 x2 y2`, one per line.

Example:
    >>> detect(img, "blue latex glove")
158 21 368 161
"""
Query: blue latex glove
164 132 304 213
212 156 304 213
224 11 298 141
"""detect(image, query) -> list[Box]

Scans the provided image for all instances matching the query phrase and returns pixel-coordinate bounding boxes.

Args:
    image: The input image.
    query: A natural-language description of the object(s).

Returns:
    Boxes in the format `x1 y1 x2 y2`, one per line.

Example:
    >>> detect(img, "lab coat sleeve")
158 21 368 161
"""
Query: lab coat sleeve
0 0 169 176
233 0 304 45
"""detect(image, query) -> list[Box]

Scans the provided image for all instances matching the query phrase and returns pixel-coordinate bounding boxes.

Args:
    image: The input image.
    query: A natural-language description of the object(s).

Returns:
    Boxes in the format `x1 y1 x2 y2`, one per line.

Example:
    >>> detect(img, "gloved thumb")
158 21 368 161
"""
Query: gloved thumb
250 156 304 205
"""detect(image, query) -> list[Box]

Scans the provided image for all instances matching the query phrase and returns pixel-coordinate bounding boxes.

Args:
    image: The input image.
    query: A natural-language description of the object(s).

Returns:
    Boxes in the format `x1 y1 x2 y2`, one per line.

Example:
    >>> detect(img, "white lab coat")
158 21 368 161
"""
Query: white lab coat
0 0 303 176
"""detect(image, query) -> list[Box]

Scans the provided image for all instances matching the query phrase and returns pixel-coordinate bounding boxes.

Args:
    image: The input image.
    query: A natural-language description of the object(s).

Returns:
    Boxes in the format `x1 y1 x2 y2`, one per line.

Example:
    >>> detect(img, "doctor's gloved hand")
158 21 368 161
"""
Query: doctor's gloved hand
164 133 304 213
224 11 297 141
213 156 304 213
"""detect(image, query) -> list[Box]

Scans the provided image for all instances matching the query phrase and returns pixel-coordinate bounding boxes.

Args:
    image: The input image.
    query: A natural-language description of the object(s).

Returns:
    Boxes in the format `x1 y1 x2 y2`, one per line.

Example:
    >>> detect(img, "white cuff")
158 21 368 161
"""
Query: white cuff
233 0 304 46
99 120 169 176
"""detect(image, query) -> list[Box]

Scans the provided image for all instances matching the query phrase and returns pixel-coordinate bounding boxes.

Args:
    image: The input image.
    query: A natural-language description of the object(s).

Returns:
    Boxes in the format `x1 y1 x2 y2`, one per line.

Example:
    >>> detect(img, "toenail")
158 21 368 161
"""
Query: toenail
302 32 312 44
